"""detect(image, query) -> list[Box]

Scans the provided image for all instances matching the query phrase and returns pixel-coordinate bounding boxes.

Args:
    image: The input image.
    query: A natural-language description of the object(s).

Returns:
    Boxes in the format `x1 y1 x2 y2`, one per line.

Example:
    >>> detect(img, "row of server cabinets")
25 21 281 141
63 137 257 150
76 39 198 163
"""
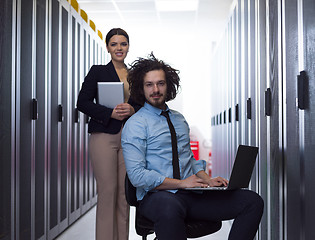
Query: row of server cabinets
210 0 315 239
0 0 108 239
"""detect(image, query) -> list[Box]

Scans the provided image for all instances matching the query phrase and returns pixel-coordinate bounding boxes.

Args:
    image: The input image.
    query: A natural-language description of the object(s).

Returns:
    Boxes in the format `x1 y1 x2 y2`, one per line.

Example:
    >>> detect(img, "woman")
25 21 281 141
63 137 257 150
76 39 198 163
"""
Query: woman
77 28 139 240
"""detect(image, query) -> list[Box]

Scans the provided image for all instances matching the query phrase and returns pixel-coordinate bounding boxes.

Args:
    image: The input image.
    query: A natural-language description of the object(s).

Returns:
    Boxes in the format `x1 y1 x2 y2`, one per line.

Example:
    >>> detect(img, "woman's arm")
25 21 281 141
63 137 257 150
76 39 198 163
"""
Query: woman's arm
77 65 115 126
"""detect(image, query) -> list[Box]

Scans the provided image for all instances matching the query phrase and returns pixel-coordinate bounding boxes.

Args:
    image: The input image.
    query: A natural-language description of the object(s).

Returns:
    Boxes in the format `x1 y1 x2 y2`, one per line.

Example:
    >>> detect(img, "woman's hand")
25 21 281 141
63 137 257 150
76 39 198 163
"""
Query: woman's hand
111 103 135 121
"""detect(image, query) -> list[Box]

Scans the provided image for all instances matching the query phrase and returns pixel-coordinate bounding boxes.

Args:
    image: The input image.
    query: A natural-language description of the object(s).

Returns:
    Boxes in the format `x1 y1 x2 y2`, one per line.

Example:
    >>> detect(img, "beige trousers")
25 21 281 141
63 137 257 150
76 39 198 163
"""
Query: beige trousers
89 131 129 240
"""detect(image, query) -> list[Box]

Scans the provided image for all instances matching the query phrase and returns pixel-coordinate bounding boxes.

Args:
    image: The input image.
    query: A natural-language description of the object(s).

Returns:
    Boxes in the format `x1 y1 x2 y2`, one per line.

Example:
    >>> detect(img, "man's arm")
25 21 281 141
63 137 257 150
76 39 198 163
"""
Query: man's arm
122 115 166 192
155 175 207 190
155 171 228 190
154 172 227 190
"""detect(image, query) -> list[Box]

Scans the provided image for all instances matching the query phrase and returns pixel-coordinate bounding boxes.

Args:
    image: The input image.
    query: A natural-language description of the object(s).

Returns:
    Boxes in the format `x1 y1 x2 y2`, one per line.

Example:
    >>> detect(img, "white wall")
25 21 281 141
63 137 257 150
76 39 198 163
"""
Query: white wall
124 25 215 161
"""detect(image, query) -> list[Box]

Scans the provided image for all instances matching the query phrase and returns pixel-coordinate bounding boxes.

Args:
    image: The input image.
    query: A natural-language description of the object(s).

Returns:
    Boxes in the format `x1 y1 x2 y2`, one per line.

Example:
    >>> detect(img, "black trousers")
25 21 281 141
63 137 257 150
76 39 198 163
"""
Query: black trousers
138 189 264 240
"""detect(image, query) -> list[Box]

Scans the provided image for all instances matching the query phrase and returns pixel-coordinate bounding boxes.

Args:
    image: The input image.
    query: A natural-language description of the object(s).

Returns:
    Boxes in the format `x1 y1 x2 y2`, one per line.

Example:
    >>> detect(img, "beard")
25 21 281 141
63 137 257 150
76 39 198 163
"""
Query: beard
146 93 166 109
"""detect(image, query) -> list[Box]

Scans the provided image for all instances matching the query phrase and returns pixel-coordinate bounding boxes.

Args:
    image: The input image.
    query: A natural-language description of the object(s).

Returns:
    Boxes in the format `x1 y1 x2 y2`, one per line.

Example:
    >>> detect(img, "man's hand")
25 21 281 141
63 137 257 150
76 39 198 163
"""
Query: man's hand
154 172 229 190
155 175 209 190
196 170 229 187
179 175 209 188
111 103 135 121
208 176 229 187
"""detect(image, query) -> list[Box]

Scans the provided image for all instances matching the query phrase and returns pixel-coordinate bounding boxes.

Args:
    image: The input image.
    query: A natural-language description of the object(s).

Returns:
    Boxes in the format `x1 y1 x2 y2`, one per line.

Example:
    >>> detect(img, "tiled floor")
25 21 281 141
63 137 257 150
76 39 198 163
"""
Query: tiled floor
56 206 231 240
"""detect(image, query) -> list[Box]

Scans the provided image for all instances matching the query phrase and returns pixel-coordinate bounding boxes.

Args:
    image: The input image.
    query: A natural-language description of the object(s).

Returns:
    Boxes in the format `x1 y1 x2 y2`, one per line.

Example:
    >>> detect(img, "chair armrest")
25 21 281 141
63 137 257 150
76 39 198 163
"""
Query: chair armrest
124 174 139 207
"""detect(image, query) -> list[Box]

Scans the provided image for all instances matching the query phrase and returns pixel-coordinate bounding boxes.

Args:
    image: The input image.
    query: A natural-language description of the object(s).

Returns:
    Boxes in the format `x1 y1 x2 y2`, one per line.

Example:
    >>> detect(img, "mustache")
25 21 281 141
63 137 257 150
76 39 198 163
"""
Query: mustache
150 93 163 97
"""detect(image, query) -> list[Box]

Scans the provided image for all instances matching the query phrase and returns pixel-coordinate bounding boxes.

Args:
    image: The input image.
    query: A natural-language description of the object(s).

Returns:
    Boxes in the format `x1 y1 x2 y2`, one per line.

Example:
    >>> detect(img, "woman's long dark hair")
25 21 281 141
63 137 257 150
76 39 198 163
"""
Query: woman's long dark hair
127 53 180 106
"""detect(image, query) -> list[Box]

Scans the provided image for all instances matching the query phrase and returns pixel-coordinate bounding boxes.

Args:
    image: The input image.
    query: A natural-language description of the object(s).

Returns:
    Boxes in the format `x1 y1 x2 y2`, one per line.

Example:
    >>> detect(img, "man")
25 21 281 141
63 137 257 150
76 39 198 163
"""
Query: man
121 54 264 240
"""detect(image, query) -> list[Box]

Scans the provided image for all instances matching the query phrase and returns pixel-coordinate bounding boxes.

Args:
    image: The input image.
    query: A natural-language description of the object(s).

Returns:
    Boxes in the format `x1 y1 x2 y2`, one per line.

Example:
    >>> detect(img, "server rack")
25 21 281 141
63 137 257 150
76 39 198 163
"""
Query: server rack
210 0 315 239
0 0 106 239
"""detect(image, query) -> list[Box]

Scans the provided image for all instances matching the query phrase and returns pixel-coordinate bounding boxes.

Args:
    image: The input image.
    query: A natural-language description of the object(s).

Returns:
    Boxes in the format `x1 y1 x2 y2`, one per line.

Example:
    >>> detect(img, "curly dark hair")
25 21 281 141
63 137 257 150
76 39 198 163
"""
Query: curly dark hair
127 53 180 106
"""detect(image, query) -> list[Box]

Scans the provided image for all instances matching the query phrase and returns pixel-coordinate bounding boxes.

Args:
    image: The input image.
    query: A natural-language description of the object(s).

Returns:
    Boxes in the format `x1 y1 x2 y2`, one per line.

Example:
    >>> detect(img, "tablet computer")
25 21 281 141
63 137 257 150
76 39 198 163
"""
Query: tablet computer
97 82 124 109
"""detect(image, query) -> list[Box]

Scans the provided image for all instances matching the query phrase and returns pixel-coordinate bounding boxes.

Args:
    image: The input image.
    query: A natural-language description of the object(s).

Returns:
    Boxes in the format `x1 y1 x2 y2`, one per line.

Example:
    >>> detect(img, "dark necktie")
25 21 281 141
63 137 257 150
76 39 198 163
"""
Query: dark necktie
161 111 180 179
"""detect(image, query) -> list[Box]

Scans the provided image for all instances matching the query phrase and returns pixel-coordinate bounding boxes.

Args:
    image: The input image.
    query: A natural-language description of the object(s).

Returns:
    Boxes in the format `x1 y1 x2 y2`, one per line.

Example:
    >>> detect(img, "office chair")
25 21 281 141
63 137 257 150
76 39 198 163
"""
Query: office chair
125 175 222 240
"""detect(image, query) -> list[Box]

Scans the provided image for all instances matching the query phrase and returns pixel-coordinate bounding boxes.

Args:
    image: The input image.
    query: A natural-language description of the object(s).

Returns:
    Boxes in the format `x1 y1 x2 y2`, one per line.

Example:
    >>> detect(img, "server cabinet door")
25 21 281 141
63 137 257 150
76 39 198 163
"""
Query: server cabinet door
235 0 242 148
83 32 95 211
59 5 70 232
86 34 93 207
256 0 268 239
17 0 35 238
34 0 48 239
231 7 238 166
79 29 87 212
283 0 301 239
81 30 89 213
284 1 315 239
241 0 249 146
267 0 283 239
18 0 48 239
49 3 71 236
248 0 259 194
302 0 315 239
69 15 81 224
48 0 60 238
0 0 14 239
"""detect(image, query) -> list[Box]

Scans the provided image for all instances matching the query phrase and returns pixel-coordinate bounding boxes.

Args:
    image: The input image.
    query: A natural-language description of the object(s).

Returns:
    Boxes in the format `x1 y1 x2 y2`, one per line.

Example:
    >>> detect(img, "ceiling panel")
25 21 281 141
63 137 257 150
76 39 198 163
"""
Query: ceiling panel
78 2 116 12
77 0 233 41
85 11 121 19
116 1 156 11
198 0 232 19
159 11 197 24
123 11 158 21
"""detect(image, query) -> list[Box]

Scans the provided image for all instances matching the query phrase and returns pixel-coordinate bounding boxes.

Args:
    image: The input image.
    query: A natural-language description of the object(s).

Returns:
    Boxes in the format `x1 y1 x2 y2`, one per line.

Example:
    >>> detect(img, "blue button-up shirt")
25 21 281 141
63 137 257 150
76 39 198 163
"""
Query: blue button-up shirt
121 102 205 201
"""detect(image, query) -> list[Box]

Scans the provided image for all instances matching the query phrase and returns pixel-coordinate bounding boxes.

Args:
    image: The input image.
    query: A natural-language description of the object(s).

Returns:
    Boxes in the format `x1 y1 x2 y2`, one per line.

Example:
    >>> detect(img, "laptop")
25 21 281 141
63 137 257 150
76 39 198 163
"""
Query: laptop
185 145 259 191
97 82 124 109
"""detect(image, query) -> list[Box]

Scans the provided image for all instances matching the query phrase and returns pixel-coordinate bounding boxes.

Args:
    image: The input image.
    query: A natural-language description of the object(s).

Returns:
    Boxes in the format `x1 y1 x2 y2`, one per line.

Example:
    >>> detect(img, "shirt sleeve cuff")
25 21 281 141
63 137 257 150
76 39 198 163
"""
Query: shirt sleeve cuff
143 172 166 191
191 159 206 174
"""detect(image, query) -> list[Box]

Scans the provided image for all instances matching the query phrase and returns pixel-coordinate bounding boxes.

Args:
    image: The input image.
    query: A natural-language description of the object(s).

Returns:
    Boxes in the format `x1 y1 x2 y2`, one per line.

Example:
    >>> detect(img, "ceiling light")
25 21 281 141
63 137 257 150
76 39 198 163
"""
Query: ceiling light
155 0 199 12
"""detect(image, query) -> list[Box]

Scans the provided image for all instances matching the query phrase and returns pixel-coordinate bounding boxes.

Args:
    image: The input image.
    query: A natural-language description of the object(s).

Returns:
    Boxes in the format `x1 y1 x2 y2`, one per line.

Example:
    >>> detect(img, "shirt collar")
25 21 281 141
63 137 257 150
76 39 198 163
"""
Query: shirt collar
144 102 170 116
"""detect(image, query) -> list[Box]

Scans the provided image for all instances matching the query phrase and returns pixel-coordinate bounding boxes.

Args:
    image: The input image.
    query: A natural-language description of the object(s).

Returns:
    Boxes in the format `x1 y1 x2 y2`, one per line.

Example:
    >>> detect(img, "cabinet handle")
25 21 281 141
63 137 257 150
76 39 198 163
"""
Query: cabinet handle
247 98 251 119
58 104 64 122
32 98 38 120
265 88 271 116
223 110 226 124
228 107 231 123
74 108 79 123
235 104 239 121
298 70 308 110
85 114 89 124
